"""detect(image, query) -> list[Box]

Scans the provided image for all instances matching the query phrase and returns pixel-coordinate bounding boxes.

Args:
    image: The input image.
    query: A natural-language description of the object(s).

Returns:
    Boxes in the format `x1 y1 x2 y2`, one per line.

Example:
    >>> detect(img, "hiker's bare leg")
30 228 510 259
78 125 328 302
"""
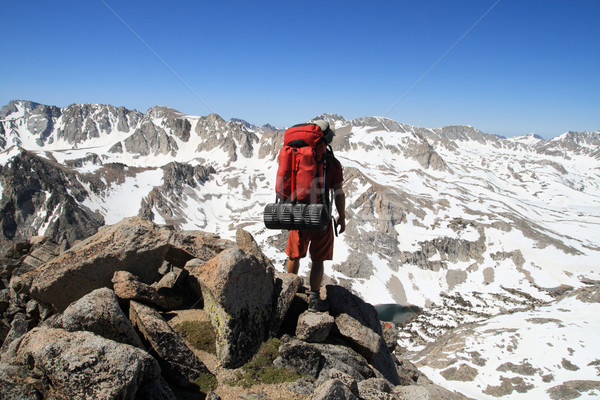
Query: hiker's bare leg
287 258 300 274
310 260 324 293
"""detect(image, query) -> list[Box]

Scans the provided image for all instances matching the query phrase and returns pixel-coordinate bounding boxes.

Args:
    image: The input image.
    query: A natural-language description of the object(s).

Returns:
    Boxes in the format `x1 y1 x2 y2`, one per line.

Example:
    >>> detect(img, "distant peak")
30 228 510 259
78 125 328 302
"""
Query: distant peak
311 113 348 124
0 100 43 119
230 118 254 129
145 105 184 119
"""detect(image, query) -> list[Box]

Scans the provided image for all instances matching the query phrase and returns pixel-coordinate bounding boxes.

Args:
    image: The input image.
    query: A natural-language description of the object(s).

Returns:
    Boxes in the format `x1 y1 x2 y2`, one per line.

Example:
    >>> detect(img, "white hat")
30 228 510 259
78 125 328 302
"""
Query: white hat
313 119 335 144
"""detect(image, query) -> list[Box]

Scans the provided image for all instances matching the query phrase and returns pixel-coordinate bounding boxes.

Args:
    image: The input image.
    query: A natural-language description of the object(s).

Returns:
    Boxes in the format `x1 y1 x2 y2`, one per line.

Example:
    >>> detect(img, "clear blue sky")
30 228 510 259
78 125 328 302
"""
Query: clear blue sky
1 0 598 139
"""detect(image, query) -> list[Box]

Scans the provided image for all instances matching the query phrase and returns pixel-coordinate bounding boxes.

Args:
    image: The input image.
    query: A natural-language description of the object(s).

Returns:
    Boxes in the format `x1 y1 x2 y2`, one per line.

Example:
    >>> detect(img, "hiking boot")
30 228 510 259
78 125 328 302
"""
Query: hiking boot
308 292 330 312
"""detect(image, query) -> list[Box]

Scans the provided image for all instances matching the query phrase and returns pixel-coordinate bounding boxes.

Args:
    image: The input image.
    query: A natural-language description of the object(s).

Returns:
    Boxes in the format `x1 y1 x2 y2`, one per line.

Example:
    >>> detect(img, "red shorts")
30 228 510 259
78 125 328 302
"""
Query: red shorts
285 222 334 262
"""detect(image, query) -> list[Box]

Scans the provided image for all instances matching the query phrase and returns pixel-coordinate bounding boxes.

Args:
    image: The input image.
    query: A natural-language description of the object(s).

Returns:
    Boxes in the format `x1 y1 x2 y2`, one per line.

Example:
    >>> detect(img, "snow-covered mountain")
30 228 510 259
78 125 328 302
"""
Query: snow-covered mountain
2 99 599 399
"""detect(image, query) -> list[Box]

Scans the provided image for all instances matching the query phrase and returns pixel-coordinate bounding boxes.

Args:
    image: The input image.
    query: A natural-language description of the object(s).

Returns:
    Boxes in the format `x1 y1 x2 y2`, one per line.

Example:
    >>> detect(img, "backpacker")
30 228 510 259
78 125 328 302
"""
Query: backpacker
264 123 332 231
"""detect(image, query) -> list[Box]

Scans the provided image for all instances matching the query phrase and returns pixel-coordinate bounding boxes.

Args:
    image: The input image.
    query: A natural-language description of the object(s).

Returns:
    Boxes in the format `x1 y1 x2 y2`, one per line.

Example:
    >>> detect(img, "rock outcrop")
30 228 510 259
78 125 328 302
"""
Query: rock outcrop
0 217 473 399
129 301 213 386
187 247 275 368
61 287 142 347
13 327 161 400
0 148 104 253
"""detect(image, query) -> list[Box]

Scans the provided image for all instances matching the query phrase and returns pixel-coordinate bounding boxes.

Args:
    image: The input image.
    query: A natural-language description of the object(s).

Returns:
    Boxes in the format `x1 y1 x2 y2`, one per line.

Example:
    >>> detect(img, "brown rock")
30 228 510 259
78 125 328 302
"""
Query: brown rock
188 247 275 368
15 327 160 400
129 301 213 387
62 287 142 347
296 311 334 343
25 217 173 311
334 313 400 385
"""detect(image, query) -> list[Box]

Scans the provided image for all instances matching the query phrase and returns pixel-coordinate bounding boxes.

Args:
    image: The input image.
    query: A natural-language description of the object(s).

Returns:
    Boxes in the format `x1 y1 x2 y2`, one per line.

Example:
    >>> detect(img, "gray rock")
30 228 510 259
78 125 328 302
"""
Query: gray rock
152 268 186 291
394 383 476 400
0 361 54 400
0 288 10 314
0 313 33 355
20 239 61 270
129 301 213 387
312 342 375 384
326 369 359 397
310 378 359 400
189 247 275 368
113 270 157 302
25 217 172 311
206 391 222 400
0 149 104 255
358 378 395 400
14 327 160 400
140 163 216 230
136 375 177 400
547 380 600 400
270 271 301 336
334 313 400 385
112 270 184 311
62 287 142 347
381 320 400 352
274 339 325 378
396 356 426 386
327 285 383 336
296 311 334 343
124 121 178 156
236 228 273 269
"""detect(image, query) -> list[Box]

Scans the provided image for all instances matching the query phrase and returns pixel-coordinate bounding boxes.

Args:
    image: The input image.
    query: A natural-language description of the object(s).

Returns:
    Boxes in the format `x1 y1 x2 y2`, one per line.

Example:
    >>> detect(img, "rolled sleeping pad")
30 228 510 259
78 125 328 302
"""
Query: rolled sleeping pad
264 202 329 231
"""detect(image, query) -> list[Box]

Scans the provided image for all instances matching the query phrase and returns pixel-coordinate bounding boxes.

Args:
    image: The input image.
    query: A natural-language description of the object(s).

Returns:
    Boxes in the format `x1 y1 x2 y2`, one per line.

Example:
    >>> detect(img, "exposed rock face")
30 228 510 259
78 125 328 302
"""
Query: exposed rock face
0 214 480 399
0 361 58 399
275 338 376 385
310 378 359 400
189 247 275 368
140 162 215 227
334 313 400 385
23 217 173 311
112 270 186 311
327 285 383 337
0 149 104 252
270 271 301 336
124 121 179 156
129 301 213 387
296 311 334 343
14 327 160 400
194 113 260 161
62 287 142 347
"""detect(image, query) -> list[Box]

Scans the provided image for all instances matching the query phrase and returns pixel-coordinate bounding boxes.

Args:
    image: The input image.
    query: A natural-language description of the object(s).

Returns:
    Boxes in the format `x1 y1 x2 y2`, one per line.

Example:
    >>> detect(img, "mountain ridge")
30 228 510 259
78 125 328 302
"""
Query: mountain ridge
2 99 600 399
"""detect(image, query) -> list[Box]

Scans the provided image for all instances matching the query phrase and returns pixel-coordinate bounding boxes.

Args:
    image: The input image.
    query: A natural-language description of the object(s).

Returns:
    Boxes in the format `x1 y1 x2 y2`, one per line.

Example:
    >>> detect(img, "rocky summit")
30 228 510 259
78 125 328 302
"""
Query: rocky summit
1 100 600 399
0 217 468 400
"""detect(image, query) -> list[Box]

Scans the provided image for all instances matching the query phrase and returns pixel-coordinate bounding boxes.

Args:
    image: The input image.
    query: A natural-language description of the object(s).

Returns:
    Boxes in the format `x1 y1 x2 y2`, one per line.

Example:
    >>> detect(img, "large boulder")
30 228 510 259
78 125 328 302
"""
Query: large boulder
0 361 55 400
275 339 375 384
22 217 174 311
274 339 326 379
62 287 142 347
296 311 335 343
271 271 301 336
188 247 275 368
310 378 359 400
0 313 34 355
128 301 213 387
327 285 382 336
334 313 400 385
112 270 185 311
236 227 273 269
14 327 160 400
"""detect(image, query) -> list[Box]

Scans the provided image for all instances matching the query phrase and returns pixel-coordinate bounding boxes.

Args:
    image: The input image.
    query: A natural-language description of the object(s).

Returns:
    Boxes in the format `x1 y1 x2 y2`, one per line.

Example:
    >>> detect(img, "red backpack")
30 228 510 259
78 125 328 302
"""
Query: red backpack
276 123 327 203
264 123 331 231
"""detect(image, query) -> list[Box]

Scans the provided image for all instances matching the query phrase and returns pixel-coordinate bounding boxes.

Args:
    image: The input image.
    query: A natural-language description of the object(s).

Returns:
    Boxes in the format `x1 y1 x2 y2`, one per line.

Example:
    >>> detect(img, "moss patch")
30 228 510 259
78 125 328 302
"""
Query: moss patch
174 320 217 355
194 373 218 393
226 338 302 388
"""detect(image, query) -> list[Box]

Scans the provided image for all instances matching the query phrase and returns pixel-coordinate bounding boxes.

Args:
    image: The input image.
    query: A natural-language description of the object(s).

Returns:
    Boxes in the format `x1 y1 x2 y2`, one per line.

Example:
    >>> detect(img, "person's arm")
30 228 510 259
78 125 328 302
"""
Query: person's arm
332 182 346 233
